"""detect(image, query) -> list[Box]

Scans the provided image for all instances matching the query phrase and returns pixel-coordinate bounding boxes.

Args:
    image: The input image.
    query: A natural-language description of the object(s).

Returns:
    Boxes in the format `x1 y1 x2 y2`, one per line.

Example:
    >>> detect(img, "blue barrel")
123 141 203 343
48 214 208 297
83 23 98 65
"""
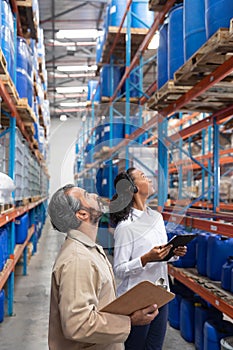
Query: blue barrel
195 304 222 350
27 46 33 78
184 0 206 60
221 256 233 291
0 245 4 272
157 23 168 89
205 0 233 39
103 4 110 31
1 0 11 77
76 159 82 172
96 35 104 64
172 233 197 268
102 162 118 198
27 75 33 107
168 294 182 329
102 117 125 147
96 167 103 196
231 268 233 293
15 213 29 244
84 143 94 165
109 0 127 27
34 121 39 142
0 290 5 323
121 66 140 97
16 69 28 99
197 233 212 276
83 178 94 193
17 37 28 70
131 0 154 28
204 320 233 350
94 123 104 152
168 4 184 80
0 227 8 265
16 37 31 102
207 235 233 281
180 298 195 342
87 80 100 102
28 209 34 228
1 0 14 80
100 65 121 97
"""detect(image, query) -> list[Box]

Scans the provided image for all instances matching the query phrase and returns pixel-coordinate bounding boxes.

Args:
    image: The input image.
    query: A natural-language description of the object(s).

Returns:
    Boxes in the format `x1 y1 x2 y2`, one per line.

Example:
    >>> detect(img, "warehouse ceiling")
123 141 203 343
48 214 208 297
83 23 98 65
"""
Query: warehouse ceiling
38 0 157 119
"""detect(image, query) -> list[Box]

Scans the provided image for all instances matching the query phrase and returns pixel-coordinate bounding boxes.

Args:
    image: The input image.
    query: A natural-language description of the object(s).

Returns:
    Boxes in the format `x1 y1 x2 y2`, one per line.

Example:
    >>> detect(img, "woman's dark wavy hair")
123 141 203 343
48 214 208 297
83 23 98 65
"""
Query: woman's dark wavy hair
109 167 136 226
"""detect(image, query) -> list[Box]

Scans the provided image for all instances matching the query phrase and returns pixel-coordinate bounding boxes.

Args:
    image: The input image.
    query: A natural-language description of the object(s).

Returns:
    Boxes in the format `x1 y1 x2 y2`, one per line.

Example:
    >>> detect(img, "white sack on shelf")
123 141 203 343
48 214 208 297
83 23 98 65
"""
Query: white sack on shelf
0 172 15 204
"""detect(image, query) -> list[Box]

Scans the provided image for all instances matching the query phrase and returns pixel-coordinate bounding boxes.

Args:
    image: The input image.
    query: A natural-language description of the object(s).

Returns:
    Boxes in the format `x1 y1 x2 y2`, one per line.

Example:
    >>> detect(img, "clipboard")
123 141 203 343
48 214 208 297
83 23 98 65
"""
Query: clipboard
101 281 175 316
163 234 197 261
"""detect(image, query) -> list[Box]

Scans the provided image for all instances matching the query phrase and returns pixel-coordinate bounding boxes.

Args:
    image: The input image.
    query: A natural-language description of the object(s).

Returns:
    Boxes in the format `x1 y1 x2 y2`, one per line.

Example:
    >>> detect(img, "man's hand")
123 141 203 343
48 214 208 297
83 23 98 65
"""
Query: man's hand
173 246 187 257
130 304 159 326
141 244 173 266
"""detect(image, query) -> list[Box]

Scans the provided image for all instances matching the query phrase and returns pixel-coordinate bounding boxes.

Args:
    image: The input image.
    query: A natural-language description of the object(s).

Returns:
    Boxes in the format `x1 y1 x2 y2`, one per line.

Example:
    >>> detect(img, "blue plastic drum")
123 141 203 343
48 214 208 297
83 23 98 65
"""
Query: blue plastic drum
168 4 184 80
205 0 233 39
157 23 168 89
184 0 206 60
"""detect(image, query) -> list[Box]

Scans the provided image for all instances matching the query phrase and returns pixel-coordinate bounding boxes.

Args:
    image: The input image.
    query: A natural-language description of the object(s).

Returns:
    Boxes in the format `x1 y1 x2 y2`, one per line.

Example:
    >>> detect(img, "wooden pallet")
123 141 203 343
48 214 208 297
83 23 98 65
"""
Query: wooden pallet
0 49 7 75
101 26 149 64
16 98 37 123
174 28 233 86
101 96 140 104
147 80 190 110
0 203 14 215
24 122 35 140
0 71 19 106
148 78 233 113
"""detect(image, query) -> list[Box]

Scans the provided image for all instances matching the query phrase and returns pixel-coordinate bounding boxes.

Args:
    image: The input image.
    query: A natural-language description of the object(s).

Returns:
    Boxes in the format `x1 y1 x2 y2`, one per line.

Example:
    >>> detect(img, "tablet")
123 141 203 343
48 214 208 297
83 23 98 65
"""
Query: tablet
163 234 197 261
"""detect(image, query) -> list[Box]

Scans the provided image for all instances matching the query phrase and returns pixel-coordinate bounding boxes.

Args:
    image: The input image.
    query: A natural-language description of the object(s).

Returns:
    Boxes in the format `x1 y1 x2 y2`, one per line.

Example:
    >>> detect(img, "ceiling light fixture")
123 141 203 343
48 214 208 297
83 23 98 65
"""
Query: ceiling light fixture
60 102 87 107
56 86 88 93
56 29 103 39
60 114 67 121
48 72 95 79
57 65 97 72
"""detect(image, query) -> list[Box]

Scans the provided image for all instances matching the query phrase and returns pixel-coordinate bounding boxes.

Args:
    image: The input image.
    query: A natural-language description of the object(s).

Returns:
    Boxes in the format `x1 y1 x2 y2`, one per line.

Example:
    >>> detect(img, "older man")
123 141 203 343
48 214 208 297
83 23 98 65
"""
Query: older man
48 184 158 350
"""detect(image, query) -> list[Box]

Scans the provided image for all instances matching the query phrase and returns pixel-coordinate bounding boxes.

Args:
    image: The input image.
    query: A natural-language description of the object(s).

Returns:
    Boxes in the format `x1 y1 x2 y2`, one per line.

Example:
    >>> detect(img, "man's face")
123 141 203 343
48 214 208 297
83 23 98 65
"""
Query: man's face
69 187 104 225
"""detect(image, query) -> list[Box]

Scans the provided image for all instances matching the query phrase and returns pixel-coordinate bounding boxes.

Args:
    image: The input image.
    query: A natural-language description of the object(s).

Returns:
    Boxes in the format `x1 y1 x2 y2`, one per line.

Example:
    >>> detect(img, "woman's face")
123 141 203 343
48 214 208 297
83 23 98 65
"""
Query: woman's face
131 169 154 198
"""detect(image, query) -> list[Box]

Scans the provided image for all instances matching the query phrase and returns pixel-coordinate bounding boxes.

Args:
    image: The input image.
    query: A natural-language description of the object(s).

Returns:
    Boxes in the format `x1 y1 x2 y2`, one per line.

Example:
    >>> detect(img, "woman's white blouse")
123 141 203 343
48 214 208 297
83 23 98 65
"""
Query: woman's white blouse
113 207 173 296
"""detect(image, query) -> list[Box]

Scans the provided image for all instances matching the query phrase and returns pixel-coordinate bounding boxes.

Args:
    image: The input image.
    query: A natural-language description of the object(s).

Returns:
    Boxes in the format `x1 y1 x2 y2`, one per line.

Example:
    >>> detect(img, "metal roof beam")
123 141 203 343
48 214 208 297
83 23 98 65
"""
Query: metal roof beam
96 2 105 30
41 2 89 23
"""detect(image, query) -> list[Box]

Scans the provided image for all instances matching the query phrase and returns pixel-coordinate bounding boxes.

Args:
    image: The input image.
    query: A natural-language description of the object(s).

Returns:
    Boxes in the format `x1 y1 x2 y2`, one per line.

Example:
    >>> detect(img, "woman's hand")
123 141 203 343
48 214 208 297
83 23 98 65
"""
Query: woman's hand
130 304 159 326
173 246 187 257
141 244 173 266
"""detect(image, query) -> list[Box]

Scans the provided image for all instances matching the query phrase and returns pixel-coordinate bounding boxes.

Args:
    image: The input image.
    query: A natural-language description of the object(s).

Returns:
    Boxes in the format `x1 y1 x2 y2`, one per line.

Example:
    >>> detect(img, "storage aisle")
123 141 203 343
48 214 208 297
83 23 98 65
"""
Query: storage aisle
0 219 64 350
0 217 195 350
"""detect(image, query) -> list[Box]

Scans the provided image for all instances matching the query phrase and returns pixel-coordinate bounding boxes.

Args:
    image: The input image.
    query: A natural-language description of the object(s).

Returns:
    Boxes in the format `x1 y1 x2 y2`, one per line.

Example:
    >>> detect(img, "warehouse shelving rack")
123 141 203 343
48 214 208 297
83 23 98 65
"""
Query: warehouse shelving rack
74 0 175 196
76 0 233 319
0 0 49 316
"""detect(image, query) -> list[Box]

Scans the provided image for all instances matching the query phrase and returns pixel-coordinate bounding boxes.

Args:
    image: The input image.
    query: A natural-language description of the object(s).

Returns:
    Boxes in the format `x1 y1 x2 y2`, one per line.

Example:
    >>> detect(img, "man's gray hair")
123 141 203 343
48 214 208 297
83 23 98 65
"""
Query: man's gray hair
48 184 81 232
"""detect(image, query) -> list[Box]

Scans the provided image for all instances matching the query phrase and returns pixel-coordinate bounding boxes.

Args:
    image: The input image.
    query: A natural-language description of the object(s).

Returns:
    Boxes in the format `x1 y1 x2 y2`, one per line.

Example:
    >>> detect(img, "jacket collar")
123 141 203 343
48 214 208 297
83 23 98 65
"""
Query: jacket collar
68 229 96 247
68 229 105 254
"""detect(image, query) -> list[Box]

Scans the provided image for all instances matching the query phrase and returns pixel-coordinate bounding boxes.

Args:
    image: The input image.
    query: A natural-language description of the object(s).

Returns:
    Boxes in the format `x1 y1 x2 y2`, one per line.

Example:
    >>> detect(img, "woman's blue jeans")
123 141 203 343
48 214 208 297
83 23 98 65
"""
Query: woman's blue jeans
125 304 168 350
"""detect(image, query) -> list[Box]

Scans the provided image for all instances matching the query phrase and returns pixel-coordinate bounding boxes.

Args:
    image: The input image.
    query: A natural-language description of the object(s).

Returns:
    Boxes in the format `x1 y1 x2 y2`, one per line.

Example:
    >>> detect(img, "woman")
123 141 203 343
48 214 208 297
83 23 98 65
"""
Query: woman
110 168 187 350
